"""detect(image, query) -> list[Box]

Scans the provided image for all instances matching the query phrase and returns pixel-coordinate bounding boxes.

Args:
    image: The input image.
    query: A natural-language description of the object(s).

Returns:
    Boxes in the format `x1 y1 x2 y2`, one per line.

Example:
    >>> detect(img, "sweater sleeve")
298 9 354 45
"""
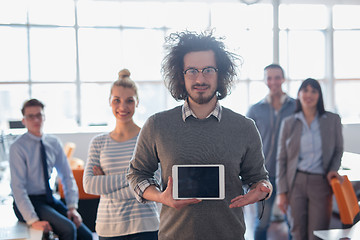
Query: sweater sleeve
239 118 269 188
83 135 130 196
127 116 161 203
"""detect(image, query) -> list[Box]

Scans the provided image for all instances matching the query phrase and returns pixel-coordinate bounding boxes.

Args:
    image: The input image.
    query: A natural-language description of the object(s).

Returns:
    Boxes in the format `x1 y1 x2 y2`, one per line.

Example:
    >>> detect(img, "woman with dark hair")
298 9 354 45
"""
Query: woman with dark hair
276 78 344 240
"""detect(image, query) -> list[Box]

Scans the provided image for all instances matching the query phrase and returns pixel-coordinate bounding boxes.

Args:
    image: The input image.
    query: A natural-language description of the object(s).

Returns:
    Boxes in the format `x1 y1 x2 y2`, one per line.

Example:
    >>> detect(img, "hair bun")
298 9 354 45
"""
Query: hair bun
118 69 131 79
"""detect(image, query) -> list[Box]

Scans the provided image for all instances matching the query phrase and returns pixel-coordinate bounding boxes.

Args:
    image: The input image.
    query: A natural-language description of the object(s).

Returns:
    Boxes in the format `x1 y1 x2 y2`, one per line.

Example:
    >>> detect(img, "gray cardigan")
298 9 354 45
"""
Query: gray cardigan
128 105 269 240
276 111 343 195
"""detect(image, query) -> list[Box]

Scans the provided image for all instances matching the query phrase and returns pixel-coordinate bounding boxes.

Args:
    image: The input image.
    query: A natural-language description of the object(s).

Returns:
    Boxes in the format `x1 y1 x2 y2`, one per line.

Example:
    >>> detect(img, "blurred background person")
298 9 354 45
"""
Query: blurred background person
247 64 295 240
276 78 343 240
10 98 92 240
83 69 160 240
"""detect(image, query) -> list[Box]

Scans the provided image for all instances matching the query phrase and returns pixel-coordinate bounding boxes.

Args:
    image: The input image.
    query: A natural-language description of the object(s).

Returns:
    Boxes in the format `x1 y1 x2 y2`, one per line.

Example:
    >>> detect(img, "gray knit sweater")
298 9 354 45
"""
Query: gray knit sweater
128 105 268 240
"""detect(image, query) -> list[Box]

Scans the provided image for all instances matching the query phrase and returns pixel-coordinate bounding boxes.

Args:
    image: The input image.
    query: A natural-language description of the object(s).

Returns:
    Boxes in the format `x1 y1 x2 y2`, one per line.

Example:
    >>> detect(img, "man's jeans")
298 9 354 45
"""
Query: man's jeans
13 195 92 240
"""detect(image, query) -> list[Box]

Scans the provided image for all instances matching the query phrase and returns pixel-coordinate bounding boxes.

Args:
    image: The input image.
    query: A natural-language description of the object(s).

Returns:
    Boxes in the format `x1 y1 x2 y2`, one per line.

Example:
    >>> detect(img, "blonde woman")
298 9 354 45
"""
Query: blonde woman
83 69 159 240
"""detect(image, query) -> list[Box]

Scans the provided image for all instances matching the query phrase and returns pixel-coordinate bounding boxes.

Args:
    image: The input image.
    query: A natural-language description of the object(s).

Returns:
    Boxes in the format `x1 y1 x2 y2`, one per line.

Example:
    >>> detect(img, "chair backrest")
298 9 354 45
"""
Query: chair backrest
331 175 360 225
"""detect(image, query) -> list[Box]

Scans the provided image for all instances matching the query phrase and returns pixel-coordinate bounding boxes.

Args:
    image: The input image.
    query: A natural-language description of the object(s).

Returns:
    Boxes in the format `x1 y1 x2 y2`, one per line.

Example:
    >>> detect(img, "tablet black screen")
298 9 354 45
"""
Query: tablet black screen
178 166 219 198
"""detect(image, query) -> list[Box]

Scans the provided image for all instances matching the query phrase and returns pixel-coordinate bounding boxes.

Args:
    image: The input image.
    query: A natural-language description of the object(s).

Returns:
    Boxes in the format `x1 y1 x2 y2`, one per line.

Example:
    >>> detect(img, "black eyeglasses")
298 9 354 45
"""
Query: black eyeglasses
183 67 218 80
24 113 44 121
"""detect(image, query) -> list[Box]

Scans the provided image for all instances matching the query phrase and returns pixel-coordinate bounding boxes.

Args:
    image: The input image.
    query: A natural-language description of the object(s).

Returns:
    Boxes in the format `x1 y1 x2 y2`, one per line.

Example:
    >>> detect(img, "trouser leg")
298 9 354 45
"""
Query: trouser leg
34 199 77 240
307 175 332 240
288 172 308 240
51 199 93 240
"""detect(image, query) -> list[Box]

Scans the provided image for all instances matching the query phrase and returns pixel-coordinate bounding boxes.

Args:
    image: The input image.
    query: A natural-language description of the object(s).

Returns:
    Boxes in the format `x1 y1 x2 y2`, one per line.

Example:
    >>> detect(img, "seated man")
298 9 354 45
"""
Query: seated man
9 98 92 240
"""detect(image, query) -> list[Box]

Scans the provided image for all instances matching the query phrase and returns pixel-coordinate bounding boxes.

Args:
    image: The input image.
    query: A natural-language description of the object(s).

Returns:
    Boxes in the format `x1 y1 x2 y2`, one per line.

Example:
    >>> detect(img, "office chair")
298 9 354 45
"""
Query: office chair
330 175 360 228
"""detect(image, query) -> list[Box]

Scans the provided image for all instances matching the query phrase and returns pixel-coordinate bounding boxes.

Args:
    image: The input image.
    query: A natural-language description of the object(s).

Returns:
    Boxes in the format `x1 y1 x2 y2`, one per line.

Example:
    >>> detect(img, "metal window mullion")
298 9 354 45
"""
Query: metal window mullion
74 0 81 126
273 0 280 64
26 9 32 98
325 4 335 112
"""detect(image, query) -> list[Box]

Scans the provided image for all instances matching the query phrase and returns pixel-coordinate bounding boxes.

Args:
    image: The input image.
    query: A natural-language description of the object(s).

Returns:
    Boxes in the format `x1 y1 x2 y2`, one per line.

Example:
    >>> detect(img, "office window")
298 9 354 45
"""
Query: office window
81 83 112 127
0 0 27 24
211 3 273 106
27 1 75 26
279 4 327 30
81 82 169 128
334 31 360 78
221 82 249 115
121 2 166 28
164 2 209 31
0 27 28 82
211 3 273 81
32 84 77 130
30 27 77 82
279 4 327 80
78 28 123 82
77 1 122 26
333 5 360 122
135 83 169 126
279 4 327 111
121 29 164 81
1 0 360 132
333 5 360 29
0 85 28 126
335 81 360 122
280 30 325 80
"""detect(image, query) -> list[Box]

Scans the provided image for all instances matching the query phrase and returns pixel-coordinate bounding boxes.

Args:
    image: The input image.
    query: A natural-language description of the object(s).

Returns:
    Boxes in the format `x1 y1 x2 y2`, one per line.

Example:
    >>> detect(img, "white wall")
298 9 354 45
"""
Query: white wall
54 131 100 162
343 123 360 154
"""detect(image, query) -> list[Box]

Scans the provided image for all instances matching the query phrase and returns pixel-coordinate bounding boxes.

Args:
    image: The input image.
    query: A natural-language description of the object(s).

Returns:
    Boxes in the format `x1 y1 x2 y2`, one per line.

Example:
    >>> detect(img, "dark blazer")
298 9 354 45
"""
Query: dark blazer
276 111 343 195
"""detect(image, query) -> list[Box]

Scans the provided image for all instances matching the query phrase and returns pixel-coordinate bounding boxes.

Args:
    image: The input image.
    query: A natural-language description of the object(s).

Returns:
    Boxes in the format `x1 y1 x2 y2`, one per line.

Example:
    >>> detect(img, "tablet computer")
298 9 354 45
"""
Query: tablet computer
172 164 225 200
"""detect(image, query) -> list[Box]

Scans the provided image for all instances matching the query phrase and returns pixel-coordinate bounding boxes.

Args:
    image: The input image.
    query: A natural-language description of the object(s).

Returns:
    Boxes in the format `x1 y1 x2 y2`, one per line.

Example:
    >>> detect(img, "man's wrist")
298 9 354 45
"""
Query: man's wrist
28 218 40 226
67 204 78 210
260 193 270 201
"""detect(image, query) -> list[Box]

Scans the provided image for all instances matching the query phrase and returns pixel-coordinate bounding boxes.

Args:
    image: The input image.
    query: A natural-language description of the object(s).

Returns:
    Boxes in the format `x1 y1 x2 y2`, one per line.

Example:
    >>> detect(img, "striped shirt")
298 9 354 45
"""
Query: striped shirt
83 133 160 237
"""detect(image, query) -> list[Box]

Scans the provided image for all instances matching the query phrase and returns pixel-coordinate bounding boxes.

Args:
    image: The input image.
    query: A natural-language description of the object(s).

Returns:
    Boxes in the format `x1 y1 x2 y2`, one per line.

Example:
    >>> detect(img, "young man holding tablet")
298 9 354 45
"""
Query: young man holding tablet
127 30 272 240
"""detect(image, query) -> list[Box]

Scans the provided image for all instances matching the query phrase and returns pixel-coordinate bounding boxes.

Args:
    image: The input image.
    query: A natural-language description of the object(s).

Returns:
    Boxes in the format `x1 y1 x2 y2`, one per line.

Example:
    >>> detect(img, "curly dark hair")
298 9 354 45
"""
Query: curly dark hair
162 30 240 101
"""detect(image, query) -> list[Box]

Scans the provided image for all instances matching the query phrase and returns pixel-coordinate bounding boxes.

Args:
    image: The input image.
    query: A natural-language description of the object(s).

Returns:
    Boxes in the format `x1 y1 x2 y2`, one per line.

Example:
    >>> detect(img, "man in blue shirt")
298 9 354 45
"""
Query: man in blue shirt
9 99 92 240
247 64 296 240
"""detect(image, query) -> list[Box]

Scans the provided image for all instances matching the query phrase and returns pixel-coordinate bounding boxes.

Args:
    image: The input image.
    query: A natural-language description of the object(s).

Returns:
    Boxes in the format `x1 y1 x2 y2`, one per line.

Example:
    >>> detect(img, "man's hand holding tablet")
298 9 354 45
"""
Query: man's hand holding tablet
143 176 202 210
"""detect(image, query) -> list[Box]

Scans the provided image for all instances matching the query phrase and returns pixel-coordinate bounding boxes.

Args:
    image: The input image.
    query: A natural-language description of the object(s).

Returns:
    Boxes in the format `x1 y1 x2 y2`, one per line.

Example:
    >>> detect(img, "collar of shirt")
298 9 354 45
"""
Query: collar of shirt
294 111 320 128
182 98 222 122
26 131 43 142
265 93 288 104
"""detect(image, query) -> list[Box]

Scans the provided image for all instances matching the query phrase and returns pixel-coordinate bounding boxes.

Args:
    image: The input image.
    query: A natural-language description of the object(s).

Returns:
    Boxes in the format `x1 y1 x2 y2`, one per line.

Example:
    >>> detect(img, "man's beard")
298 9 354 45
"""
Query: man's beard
188 85 217 104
